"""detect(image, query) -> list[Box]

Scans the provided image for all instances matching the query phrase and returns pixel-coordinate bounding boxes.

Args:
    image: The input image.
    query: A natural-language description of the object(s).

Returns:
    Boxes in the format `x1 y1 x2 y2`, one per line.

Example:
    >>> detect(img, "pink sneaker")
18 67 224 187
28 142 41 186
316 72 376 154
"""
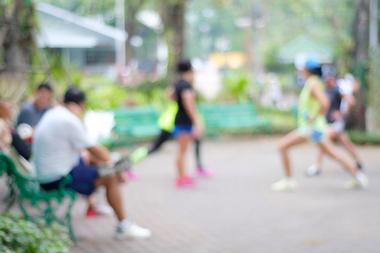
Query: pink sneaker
175 175 195 188
125 170 138 181
196 167 213 178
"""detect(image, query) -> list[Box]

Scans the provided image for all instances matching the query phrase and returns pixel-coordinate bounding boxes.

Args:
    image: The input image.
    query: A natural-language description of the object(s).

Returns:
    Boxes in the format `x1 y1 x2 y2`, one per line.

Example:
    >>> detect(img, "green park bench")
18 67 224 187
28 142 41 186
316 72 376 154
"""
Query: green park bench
198 102 272 135
0 152 77 241
105 102 272 147
109 106 160 148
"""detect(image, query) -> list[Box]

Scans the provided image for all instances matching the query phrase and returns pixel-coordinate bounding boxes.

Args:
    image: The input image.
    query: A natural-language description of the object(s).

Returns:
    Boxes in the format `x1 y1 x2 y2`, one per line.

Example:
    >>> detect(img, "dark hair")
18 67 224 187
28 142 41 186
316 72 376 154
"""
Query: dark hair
308 67 323 77
64 86 86 105
176 59 192 73
322 65 337 79
37 82 53 92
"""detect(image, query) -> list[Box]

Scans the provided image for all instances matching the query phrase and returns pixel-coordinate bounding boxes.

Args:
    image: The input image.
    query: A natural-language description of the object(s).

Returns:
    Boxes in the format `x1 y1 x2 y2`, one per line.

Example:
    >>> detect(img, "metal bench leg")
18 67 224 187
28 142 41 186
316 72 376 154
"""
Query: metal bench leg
18 198 31 221
44 202 56 225
3 187 16 211
66 197 77 243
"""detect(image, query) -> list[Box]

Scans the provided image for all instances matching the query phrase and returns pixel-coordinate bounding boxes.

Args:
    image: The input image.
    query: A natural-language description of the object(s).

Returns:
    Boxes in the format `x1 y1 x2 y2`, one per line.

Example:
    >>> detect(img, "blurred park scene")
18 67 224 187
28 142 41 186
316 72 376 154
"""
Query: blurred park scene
0 0 379 253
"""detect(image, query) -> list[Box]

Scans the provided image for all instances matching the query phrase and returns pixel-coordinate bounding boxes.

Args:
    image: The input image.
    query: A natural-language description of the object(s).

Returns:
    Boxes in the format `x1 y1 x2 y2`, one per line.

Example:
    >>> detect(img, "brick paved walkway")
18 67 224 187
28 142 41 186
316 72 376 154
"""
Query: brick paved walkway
2 137 380 253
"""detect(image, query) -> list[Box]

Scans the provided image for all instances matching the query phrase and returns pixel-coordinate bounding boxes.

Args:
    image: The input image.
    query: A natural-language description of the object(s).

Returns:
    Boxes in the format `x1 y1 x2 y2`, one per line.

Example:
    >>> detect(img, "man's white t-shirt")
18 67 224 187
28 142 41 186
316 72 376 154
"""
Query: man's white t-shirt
33 106 95 183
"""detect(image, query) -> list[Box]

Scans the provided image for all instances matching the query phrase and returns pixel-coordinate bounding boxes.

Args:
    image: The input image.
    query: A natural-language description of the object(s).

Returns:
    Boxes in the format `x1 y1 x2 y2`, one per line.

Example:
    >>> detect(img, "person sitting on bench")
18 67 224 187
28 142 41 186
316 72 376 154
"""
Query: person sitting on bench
33 86 151 240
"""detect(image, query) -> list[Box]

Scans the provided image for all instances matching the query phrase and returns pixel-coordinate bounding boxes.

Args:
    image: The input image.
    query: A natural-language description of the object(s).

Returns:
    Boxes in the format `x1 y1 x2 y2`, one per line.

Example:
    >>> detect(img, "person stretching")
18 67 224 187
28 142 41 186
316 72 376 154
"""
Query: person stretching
271 58 368 191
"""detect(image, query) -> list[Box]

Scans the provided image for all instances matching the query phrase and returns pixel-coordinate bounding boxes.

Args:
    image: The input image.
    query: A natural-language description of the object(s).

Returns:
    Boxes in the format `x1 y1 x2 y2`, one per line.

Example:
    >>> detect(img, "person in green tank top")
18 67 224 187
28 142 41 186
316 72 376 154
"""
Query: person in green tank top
271 58 368 192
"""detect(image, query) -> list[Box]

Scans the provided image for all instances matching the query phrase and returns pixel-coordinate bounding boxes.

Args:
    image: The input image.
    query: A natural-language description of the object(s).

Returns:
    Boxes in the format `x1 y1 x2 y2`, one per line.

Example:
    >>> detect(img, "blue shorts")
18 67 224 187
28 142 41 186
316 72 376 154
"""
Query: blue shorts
298 127 325 143
173 125 193 137
40 158 99 196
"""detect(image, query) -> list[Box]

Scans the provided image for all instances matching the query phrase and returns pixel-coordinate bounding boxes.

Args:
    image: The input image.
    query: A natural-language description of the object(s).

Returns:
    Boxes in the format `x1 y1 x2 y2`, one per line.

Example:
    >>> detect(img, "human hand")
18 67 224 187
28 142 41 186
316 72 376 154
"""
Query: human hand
193 122 204 139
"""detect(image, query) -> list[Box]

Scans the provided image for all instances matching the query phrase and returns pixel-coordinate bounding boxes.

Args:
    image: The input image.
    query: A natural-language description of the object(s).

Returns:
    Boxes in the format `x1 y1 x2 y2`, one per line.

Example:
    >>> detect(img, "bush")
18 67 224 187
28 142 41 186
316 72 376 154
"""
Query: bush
218 70 251 101
257 105 297 131
348 130 380 145
0 213 72 253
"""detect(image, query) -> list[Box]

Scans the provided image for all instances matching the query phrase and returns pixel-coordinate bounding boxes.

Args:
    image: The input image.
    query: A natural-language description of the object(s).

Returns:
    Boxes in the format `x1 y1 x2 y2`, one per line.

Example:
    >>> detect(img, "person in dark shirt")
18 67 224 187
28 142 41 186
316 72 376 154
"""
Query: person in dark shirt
306 72 364 176
17 83 53 128
172 59 204 188
12 83 54 160
129 99 213 178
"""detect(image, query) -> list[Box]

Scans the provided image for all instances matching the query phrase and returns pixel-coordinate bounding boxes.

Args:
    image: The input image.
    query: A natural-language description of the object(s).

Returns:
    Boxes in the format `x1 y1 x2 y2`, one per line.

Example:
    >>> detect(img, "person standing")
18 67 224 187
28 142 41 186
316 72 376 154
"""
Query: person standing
172 60 204 187
130 100 212 178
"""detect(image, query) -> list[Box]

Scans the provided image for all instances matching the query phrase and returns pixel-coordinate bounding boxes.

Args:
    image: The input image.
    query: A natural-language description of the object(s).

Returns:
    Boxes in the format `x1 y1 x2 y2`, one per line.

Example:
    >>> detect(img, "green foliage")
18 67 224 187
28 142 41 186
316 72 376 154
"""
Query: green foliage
221 70 251 101
35 0 115 20
348 130 380 145
76 75 167 110
81 77 129 110
0 213 71 253
125 78 168 107
256 105 297 132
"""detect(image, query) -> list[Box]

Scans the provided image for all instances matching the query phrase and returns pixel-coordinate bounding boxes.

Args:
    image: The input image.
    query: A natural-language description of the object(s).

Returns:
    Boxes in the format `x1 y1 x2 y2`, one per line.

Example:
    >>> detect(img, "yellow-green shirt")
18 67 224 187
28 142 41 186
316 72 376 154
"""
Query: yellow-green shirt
158 102 178 132
298 75 327 132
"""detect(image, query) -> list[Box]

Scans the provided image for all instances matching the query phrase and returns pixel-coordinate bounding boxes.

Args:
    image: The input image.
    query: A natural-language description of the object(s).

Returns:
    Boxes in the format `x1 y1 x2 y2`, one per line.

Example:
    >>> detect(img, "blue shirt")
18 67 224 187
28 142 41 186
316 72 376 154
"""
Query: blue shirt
17 102 50 128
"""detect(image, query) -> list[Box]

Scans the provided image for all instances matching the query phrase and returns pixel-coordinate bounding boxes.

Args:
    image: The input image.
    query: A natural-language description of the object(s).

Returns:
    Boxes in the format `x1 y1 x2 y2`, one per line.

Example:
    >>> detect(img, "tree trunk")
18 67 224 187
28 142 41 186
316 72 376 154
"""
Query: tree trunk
125 13 137 64
160 0 187 83
353 0 370 63
347 0 370 130
3 0 35 72
0 0 35 103
367 48 380 132
125 1 145 65
367 0 380 132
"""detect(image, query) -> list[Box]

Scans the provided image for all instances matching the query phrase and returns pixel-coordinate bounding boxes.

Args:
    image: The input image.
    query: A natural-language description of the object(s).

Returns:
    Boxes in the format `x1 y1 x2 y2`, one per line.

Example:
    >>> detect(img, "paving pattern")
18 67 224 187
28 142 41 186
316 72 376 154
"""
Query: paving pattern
2 137 380 253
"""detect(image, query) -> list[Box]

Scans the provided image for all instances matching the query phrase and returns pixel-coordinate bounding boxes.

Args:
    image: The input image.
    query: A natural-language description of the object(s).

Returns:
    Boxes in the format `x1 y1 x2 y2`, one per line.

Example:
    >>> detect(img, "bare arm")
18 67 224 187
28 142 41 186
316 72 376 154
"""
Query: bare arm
0 121 11 149
341 94 355 116
166 87 176 101
182 90 200 125
311 83 330 116
87 145 111 163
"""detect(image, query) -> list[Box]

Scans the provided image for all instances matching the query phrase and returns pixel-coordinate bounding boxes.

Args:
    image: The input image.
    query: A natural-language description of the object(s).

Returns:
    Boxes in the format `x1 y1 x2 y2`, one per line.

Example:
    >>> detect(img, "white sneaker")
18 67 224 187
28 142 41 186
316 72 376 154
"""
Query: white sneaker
115 222 152 240
356 172 369 188
305 164 321 177
271 178 298 192
345 172 369 189
93 203 113 215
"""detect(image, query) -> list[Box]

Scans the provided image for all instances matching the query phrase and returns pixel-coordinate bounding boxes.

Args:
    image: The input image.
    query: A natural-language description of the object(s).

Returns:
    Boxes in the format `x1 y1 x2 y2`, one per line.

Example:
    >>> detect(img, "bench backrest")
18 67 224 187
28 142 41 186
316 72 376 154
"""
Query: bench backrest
113 107 159 133
0 152 40 198
106 102 267 145
199 102 259 127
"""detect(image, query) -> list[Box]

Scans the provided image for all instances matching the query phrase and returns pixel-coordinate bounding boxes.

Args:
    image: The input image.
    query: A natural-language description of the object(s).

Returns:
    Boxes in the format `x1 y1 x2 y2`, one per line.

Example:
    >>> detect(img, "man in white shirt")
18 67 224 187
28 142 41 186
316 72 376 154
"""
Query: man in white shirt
33 86 151 240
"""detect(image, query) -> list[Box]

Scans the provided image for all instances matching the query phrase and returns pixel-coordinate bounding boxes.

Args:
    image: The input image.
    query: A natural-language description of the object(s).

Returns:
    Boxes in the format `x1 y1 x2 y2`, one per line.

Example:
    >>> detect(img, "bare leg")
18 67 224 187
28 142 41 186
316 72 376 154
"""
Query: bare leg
176 133 192 177
194 138 202 168
278 130 308 177
315 128 336 170
315 148 324 169
317 140 357 176
96 175 126 221
87 195 96 208
337 133 362 164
